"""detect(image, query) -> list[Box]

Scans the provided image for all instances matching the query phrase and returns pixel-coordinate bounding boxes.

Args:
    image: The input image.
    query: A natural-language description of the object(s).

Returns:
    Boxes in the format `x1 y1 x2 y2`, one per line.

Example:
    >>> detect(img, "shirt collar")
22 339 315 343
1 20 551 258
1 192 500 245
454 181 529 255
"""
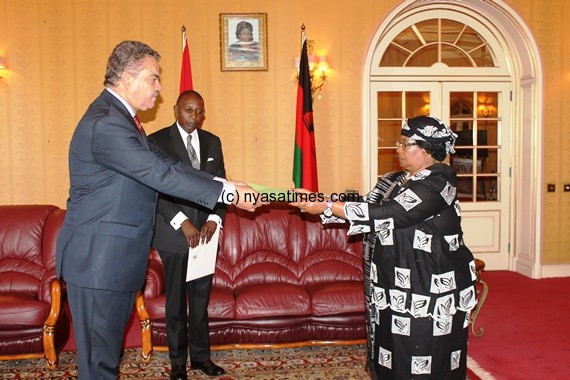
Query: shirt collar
105 87 136 117
176 122 198 140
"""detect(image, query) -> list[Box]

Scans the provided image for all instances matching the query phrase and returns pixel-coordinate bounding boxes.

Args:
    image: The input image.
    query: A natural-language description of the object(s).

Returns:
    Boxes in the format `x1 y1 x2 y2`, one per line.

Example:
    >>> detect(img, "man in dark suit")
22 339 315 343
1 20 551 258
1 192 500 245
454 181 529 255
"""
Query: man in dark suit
56 41 263 380
148 91 226 379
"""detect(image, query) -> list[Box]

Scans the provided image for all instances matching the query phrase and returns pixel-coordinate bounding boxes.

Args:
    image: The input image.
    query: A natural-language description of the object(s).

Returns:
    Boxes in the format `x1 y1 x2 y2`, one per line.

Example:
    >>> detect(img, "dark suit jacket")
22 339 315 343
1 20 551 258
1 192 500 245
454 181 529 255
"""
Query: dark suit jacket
56 89 223 293
148 123 227 252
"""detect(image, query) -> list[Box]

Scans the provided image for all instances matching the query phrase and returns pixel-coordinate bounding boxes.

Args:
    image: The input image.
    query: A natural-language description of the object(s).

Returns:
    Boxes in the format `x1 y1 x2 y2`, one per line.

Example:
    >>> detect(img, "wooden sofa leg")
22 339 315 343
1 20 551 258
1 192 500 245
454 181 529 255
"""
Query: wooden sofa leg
470 278 488 337
135 291 153 363
43 280 63 370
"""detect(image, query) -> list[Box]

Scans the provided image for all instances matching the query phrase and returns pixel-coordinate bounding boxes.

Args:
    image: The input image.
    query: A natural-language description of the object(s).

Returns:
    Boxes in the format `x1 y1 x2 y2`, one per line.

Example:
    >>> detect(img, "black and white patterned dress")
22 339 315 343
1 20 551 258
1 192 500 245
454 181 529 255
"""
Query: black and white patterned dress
347 163 477 379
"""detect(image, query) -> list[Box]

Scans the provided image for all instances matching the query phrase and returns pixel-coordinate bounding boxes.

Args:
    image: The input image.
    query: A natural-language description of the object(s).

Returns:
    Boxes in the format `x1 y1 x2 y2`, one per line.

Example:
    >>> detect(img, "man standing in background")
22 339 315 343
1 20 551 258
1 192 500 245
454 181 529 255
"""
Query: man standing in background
149 90 226 379
56 40 263 380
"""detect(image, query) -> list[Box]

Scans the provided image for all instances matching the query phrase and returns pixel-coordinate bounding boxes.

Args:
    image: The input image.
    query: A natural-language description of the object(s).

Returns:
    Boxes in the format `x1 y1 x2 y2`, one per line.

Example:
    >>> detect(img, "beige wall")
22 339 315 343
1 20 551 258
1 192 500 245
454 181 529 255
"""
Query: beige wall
0 0 569 264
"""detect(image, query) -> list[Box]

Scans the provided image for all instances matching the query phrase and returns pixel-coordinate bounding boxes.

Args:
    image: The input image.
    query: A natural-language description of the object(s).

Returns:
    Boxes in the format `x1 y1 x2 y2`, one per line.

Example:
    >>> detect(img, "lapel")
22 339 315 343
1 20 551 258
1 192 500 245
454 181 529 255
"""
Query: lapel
196 129 209 170
101 90 150 148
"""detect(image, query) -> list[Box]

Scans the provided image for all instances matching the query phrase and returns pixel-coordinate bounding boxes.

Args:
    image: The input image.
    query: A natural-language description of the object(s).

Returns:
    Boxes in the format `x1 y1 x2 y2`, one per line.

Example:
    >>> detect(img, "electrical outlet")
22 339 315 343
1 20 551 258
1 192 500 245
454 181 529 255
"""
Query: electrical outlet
547 184 556 192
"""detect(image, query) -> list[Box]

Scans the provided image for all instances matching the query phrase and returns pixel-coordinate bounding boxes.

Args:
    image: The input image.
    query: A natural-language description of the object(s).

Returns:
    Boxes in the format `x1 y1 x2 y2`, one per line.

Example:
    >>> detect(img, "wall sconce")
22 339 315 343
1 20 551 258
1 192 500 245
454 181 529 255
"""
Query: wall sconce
294 44 331 99
0 56 5 87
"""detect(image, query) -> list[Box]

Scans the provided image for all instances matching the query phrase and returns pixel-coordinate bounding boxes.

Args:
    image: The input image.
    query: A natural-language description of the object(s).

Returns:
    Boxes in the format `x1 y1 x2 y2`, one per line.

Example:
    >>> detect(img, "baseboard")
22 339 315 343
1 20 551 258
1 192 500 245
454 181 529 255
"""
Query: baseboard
541 264 570 278
513 256 541 278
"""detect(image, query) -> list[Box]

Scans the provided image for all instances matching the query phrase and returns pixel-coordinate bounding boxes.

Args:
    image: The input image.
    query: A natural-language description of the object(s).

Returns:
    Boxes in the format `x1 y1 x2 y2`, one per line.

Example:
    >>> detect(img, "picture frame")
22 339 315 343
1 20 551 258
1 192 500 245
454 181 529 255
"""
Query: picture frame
220 13 268 71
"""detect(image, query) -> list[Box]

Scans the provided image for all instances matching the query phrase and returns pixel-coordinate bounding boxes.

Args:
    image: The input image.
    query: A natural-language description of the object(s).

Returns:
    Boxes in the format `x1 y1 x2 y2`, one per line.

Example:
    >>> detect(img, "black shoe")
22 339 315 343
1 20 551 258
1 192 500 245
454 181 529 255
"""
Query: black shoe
191 360 225 376
169 364 187 380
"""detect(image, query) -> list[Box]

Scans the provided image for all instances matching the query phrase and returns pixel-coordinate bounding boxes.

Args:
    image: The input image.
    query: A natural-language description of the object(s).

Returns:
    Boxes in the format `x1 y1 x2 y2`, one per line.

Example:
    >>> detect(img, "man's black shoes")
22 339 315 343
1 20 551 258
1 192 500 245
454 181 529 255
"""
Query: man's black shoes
190 360 225 376
169 364 187 380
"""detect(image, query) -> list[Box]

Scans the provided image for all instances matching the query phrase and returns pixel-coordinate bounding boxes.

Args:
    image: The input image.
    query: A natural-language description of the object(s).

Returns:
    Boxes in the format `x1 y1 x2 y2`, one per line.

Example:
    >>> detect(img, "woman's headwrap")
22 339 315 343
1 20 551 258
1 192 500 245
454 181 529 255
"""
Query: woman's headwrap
401 116 458 154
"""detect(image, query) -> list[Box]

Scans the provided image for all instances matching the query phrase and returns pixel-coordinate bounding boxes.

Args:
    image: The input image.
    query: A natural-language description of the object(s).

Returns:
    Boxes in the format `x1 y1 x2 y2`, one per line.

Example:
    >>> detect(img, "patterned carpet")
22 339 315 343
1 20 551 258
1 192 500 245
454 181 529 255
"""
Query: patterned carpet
0 344 483 379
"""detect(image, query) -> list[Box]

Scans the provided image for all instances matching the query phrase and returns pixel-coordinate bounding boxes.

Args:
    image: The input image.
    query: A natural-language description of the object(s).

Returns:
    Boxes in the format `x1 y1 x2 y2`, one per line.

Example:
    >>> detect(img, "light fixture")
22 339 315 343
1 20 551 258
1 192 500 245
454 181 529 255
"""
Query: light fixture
0 56 5 87
478 95 494 117
294 42 331 99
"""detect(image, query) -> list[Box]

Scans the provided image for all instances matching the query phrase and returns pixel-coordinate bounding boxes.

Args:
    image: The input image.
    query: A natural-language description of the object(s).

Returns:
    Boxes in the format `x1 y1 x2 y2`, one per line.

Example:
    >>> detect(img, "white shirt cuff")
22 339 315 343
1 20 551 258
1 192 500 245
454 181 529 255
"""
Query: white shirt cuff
207 214 222 226
218 181 236 204
170 211 189 230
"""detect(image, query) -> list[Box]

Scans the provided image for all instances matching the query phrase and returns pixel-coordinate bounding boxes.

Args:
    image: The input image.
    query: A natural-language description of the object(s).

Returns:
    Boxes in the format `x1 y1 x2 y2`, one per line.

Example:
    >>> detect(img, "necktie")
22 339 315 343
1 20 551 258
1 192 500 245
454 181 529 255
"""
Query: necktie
133 115 143 135
186 134 200 169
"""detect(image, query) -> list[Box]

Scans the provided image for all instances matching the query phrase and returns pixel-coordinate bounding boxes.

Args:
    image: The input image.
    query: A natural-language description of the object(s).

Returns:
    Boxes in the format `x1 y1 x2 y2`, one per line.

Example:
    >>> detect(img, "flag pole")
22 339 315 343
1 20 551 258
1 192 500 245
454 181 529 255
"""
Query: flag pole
179 25 193 92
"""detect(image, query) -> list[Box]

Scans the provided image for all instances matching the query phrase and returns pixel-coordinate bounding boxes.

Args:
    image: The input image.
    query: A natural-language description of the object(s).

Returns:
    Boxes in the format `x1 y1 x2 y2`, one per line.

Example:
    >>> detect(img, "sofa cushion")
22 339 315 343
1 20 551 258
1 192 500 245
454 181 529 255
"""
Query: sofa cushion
308 281 365 316
209 287 235 320
0 293 50 327
235 283 311 319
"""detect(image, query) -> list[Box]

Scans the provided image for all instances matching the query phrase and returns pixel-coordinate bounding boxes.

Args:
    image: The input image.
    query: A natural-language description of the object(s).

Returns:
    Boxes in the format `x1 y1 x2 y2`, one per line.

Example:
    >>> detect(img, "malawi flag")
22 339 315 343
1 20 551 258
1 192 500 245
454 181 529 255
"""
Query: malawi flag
180 27 193 93
292 35 318 192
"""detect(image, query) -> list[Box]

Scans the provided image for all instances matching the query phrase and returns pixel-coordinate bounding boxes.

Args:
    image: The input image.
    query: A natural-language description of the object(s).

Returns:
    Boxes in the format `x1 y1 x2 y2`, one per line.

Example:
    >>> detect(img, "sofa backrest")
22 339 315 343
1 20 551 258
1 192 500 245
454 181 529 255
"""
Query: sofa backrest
0 205 65 301
213 203 363 291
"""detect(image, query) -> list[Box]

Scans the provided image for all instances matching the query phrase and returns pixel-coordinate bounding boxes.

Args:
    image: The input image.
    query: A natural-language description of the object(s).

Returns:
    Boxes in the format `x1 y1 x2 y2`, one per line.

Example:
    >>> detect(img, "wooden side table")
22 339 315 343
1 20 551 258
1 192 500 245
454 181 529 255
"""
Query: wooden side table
470 258 488 337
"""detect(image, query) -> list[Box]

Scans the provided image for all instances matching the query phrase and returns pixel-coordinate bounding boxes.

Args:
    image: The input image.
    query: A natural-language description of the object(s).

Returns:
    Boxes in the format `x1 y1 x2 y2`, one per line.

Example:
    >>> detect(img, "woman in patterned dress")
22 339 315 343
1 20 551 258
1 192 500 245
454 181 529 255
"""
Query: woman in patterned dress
291 116 478 379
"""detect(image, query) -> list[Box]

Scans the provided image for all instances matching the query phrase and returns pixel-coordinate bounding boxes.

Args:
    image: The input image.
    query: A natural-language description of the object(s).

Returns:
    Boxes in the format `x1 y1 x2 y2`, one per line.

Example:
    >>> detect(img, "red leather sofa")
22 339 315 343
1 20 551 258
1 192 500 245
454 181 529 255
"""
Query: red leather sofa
0 205 70 369
136 203 365 361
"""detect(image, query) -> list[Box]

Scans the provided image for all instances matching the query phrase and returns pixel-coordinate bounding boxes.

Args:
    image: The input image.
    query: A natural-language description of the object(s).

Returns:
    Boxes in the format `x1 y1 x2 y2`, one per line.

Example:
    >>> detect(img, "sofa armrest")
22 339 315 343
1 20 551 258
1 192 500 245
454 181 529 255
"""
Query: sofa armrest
39 270 57 303
142 258 164 299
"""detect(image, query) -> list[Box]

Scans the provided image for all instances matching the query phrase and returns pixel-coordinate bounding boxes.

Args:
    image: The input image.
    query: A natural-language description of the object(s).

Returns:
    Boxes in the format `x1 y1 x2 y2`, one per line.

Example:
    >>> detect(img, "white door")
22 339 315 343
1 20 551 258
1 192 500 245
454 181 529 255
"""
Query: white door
370 81 511 269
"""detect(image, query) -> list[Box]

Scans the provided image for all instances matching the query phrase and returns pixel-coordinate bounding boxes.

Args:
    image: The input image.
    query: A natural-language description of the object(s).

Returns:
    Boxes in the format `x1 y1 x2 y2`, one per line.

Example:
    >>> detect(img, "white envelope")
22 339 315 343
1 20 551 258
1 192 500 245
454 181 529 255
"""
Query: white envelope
186 227 220 282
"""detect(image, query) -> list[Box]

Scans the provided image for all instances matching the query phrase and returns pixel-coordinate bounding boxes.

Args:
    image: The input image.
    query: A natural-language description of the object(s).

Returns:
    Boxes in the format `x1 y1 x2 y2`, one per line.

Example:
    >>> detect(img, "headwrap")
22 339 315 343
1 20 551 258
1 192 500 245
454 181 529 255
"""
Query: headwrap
401 116 458 154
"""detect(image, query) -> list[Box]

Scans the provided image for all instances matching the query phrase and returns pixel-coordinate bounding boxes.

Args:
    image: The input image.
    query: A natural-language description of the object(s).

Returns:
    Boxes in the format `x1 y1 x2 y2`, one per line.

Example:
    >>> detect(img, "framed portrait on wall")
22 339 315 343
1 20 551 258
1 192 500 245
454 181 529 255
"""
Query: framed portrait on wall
220 13 268 71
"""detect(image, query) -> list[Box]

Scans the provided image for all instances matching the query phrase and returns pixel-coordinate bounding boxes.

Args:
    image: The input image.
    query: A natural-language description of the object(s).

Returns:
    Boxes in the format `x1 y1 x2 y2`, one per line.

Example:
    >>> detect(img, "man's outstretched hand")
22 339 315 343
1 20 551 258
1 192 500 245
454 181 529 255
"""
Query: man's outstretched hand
230 181 268 212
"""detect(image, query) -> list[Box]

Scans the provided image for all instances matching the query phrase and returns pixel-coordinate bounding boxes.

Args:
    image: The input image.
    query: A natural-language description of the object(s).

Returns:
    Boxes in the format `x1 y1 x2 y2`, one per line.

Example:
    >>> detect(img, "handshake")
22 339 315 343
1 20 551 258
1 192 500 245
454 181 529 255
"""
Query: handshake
223 181 269 212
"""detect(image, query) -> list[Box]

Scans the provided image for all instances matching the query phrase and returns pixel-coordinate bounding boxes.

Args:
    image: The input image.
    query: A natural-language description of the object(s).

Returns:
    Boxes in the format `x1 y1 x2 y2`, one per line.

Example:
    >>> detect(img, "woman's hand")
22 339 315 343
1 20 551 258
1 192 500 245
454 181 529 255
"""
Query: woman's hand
289 188 327 215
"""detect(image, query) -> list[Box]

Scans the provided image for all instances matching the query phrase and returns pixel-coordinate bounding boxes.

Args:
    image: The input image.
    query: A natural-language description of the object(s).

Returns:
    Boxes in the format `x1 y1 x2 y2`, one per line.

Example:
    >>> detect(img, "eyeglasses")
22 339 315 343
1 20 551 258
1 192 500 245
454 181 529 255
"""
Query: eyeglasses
395 141 418 149
183 107 205 117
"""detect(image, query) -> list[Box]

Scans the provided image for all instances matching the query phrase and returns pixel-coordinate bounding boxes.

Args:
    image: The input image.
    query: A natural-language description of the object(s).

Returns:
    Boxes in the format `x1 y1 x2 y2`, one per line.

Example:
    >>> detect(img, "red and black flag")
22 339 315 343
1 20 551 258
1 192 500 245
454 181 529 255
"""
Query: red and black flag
292 31 318 192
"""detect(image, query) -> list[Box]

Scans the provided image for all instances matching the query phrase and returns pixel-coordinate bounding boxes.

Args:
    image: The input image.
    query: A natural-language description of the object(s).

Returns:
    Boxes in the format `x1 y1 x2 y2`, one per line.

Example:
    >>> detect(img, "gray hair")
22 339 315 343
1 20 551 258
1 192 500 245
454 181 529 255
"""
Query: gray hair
103 40 161 86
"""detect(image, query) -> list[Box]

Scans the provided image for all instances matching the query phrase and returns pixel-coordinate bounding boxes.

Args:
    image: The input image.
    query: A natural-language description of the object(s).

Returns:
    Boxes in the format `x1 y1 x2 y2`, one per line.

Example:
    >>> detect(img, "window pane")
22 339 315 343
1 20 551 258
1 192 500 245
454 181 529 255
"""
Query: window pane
380 44 409 67
442 45 473 67
471 45 496 67
405 92 430 117
479 120 498 146
450 92 474 132
378 92 402 118
441 19 465 43
483 177 499 201
378 149 399 177
456 176 475 201
407 45 437 67
393 26 423 51
455 26 485 52
378 120 402 148
416 19 439 44
481 148 498 174
477 92 498 118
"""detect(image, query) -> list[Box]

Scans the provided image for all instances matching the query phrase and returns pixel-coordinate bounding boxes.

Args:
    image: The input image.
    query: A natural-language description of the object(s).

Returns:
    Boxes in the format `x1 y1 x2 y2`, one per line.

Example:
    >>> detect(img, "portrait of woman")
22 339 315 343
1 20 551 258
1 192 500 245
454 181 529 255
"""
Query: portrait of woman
220 13 267 71
228 20 260 62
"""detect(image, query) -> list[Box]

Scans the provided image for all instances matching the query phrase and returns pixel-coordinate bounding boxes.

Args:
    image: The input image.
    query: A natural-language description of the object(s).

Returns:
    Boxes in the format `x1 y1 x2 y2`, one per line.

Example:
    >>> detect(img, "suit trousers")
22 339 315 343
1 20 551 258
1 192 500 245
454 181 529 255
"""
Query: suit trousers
66 283 136 380
158 248 214 366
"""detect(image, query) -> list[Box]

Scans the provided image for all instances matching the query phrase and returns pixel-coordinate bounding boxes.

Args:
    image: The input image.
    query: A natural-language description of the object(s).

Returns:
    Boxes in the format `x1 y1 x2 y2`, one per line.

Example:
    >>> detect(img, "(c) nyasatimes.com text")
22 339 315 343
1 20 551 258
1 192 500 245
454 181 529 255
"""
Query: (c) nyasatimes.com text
241 191 360 204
